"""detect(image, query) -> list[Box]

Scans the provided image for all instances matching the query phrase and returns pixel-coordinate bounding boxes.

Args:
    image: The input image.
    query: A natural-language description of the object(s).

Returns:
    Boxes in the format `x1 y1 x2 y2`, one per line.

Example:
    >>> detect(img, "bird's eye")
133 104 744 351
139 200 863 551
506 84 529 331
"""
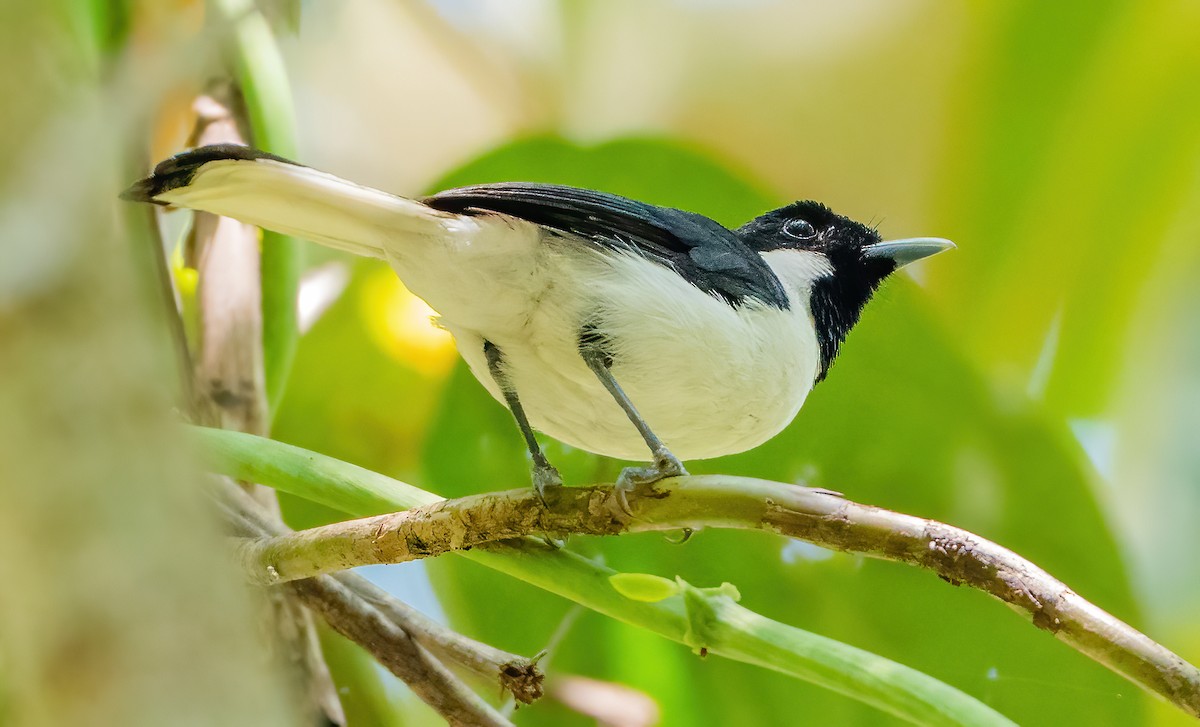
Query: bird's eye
782 218 817 240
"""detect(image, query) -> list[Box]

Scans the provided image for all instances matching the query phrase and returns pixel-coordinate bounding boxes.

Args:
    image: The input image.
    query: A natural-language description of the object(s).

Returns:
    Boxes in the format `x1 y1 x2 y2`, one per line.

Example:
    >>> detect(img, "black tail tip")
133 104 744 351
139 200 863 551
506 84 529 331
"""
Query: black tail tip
119 178 162 204
118 143 297 204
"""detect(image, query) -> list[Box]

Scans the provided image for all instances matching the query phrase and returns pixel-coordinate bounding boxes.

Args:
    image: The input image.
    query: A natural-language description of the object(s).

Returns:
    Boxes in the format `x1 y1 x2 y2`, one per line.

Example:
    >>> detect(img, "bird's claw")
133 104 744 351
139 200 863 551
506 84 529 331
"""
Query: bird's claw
612 449 688 516
651 449 687 480
531 463 564 547
532 462 562 508
538 535 566 549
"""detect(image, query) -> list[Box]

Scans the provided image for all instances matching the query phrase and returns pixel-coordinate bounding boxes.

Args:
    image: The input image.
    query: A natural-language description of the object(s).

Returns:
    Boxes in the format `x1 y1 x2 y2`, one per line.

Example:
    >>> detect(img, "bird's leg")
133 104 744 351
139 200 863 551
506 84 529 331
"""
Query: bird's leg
483 340 562 503
578 331 688 507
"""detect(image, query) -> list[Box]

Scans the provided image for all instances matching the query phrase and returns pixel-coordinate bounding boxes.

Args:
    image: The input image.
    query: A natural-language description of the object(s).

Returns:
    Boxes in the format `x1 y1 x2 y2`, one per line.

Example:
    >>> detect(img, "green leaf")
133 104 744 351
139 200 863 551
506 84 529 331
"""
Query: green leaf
415 135 1143 725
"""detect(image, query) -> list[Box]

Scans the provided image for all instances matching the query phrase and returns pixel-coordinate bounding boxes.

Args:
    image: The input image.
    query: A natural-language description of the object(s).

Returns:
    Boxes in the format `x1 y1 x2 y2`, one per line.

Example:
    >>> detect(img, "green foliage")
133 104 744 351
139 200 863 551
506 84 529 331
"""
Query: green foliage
14 0 1198 723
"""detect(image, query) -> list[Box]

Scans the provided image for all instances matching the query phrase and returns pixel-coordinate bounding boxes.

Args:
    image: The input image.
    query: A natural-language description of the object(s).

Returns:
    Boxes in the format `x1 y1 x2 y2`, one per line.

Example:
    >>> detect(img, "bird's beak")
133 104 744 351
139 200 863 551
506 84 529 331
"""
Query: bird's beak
862 237 956 268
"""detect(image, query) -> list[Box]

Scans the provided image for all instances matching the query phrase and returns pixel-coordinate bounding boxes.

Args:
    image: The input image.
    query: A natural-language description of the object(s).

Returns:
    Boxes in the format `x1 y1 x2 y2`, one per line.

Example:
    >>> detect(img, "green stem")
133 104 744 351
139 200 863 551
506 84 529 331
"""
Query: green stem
680 583 1002 726
194 426 1013 726
210 0 302 417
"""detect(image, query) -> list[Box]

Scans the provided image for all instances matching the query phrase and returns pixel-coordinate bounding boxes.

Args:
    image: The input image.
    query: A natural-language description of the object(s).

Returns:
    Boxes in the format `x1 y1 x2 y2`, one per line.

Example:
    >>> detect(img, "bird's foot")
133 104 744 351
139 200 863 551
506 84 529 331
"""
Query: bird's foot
612 449 688 516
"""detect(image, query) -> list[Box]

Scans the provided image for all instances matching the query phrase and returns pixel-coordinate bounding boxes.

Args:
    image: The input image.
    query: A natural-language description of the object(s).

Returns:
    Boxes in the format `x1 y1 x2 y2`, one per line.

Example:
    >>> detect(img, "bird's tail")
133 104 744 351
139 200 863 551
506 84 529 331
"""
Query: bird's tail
121 144 456 259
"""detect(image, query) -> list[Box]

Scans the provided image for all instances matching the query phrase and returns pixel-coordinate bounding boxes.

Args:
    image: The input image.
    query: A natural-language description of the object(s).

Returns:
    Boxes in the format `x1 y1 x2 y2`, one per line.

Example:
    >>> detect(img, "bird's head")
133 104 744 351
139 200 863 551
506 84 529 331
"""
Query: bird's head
737 201 953 380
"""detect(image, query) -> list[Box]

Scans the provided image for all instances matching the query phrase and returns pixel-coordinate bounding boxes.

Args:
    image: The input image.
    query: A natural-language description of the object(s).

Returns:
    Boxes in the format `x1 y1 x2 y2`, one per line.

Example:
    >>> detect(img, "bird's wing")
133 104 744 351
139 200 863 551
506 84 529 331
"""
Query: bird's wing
425 183 789 309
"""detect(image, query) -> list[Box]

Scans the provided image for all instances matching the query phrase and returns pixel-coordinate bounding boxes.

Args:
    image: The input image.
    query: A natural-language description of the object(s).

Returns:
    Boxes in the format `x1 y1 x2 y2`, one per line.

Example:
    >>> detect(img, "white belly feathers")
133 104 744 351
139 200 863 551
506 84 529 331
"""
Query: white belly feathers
385 218 823 461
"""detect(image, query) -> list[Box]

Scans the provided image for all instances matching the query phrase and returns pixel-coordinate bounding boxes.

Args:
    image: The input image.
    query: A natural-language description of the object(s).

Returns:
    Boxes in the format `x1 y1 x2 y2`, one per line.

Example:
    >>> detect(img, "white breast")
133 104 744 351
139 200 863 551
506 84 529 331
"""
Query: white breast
386 220 828 462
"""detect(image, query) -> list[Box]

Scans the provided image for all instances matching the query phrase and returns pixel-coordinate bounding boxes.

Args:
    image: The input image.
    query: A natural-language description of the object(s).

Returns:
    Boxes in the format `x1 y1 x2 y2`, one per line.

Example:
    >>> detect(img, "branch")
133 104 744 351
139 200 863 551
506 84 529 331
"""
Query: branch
189 427 1062 725
336 572 545 705
217 479 544 707
234 476 1200 719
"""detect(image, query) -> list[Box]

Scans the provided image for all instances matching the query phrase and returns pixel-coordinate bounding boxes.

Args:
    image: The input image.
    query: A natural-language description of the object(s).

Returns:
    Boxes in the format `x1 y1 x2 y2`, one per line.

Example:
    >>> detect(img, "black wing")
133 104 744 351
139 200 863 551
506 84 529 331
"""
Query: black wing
424 183 788 309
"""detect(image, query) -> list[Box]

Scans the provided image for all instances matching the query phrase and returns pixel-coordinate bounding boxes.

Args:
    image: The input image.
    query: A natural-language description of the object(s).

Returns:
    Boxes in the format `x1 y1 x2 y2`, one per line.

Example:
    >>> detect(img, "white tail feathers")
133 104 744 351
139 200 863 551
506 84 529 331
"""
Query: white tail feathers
125 145 457 260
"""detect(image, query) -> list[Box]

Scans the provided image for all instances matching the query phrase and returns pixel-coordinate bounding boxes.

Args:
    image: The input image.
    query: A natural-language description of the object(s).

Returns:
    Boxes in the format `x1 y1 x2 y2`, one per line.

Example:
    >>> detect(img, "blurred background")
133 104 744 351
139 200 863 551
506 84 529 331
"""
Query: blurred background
2 0 1198 725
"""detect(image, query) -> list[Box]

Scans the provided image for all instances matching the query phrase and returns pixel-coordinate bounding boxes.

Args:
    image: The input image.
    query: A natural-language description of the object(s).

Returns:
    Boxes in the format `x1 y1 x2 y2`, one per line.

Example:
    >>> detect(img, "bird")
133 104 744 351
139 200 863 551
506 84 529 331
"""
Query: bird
123 143 953 499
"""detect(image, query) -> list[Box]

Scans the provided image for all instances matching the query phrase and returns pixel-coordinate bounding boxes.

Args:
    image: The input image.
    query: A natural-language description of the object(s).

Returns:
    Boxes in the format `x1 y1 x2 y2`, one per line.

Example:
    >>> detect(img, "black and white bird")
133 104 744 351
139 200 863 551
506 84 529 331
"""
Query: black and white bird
123 144 953 497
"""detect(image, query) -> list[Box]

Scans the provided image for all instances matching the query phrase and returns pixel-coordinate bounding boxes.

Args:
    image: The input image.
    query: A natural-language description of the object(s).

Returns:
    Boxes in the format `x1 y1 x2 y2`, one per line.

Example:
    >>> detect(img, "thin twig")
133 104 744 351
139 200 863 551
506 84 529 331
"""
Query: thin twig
233 475 1200 719
337 573 545 705
217 479 544 706
220 488 517 723
289 577 513 727
132 198 195 409
186 88 269 435
219 484 520 724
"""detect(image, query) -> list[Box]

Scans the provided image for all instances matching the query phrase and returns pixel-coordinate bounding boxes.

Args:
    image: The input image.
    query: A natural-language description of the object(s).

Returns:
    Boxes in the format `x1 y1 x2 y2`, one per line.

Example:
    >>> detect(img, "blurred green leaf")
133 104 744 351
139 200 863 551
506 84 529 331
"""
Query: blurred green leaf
70 0 131 63
273 262 448 487
417 136 1145 725
933 0 1200 416
708 281 1143 724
